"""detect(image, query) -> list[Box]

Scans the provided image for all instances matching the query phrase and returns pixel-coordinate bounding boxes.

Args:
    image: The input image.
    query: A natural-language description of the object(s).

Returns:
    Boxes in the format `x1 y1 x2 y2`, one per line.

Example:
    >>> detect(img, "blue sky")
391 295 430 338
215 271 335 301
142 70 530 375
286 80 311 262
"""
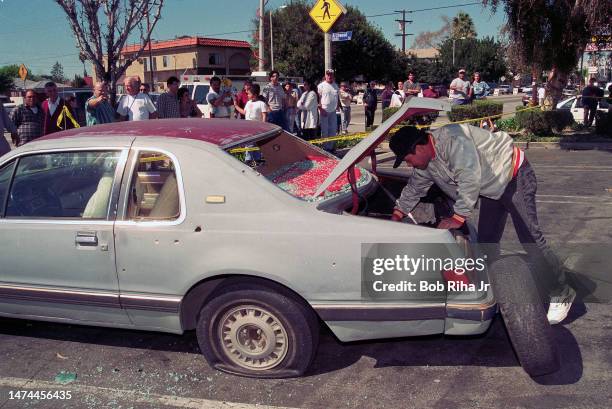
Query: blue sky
0 0 505 78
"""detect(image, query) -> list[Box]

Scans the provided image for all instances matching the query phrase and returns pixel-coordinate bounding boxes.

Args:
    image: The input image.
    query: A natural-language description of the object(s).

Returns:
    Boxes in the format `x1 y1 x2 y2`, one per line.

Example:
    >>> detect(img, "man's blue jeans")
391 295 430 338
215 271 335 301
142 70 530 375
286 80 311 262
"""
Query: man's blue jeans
319 110 338 151
268 109 287 131
340 106 351 133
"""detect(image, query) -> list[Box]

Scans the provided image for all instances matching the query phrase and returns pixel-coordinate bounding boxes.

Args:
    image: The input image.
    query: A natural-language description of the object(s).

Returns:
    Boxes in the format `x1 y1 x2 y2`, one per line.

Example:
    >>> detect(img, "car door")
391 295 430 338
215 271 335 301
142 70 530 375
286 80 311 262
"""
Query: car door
571 97 583 123
112 144 185 328
0 149 131 325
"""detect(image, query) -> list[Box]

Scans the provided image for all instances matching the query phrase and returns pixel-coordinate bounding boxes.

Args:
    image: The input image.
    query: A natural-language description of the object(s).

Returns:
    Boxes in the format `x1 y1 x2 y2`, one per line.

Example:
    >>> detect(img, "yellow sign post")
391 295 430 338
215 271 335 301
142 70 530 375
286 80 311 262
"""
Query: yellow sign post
18 64 28 81
309 0 346 33
309 0 346 71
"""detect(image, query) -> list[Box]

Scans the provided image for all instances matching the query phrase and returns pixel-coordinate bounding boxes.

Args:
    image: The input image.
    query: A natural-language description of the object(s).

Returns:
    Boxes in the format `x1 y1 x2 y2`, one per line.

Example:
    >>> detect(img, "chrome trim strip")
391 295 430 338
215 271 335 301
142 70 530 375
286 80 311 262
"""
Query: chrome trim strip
0 146 131 168
446 299 498 322
0 284 183 313
114 147 187 227
312 302 446 321
120 293 182 313
0 284 119 308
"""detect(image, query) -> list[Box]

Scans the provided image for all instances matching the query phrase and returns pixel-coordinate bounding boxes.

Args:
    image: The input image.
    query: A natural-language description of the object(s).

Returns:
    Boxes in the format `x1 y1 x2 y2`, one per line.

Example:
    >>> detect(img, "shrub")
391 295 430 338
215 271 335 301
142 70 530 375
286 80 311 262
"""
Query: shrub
382 107 400 122
515 107 575 135
595 111 612 137
447 100 503 124
496 117 519 132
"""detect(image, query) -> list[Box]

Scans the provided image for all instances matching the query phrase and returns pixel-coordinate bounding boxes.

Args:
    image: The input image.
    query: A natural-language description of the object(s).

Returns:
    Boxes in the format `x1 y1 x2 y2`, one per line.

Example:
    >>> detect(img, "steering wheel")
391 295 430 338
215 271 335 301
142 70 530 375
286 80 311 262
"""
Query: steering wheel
8 184 64 217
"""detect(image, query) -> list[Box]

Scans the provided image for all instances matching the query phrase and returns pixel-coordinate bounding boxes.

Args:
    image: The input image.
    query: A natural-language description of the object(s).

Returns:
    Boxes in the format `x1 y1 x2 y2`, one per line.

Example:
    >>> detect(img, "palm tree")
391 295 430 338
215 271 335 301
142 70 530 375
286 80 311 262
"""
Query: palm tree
451 12 477 39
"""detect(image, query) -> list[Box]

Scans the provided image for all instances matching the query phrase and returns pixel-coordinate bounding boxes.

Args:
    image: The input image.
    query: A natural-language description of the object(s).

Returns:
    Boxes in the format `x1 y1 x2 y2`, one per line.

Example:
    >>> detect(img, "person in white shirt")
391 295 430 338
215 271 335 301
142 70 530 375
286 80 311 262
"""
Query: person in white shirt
317 69 340 151
234 83 268 163
449 69 471 105
538 84 546 106
390 90 404 108
297 79 319 141
117 76 157 121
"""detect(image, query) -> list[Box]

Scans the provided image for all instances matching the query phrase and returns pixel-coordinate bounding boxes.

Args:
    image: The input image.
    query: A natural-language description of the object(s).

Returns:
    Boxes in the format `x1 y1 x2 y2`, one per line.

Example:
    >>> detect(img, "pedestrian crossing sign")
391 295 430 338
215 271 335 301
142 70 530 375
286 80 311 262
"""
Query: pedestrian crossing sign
309 0 346 33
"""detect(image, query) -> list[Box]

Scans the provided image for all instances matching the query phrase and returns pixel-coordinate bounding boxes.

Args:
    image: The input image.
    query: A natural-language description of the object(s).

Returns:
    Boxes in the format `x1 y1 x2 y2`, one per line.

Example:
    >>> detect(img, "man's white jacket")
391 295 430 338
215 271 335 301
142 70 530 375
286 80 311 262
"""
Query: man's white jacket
396 124 518 219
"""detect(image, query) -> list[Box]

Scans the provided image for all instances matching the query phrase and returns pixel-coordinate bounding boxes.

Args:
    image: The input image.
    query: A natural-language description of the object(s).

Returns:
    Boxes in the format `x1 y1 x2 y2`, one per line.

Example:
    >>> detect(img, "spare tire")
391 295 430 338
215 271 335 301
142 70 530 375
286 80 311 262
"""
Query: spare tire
489 255 560 377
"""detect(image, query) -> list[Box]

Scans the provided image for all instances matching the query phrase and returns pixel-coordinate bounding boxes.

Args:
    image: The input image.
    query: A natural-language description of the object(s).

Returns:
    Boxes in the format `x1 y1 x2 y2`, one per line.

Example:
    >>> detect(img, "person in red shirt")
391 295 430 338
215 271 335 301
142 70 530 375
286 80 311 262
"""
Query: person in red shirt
42 82 76 135
422 84 439 99
235 80 252 119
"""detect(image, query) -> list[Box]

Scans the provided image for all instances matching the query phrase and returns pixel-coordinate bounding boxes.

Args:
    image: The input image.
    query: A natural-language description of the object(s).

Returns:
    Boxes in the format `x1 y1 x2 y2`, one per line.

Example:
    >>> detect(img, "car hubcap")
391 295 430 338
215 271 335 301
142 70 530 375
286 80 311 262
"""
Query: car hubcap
219 305 288 371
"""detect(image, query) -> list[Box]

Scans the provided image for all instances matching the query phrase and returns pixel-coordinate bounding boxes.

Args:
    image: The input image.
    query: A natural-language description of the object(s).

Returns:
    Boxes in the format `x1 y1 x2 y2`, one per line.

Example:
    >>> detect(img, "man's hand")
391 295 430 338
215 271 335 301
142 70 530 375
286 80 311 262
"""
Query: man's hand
437 215 465 230
391 208 406 222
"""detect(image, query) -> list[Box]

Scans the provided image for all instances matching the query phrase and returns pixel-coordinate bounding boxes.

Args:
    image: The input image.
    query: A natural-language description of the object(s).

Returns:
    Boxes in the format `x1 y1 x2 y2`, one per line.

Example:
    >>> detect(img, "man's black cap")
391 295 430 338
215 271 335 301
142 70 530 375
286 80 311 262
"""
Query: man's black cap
389 126 429 168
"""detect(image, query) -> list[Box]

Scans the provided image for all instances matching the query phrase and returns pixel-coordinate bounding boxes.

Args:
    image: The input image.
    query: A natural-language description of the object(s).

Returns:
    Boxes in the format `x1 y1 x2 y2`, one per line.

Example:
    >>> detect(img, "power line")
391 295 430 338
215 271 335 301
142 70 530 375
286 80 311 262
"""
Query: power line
366 2 482 18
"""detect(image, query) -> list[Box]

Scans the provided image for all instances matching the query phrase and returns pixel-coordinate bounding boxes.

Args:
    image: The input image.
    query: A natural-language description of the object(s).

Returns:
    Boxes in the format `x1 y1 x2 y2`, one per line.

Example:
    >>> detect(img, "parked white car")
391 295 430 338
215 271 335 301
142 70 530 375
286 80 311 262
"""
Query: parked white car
556 96 609 124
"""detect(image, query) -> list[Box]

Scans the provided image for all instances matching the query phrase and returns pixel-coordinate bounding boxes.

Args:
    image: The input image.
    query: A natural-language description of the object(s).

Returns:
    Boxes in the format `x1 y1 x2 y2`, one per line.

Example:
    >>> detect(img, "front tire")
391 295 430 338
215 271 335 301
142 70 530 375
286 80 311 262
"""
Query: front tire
196 283 319 378
489 256 560 377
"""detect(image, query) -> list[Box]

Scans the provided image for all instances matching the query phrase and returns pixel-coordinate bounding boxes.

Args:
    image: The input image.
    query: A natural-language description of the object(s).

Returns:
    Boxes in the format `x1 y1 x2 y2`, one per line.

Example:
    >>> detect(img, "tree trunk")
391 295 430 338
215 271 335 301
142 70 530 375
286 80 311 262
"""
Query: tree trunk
530 65 539 106
543 65 567 111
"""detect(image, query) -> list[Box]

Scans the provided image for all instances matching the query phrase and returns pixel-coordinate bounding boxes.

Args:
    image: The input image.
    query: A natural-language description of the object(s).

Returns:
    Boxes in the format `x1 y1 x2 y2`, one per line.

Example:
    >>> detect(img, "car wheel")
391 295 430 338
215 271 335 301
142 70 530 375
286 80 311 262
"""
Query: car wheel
489 256 560 377
196 283 319 378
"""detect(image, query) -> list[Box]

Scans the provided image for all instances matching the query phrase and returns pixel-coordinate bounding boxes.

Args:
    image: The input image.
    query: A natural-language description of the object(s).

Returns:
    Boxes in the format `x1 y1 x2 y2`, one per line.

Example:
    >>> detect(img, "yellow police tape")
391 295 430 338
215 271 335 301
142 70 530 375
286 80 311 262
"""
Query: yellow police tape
228 103 562 154
56 105 80 129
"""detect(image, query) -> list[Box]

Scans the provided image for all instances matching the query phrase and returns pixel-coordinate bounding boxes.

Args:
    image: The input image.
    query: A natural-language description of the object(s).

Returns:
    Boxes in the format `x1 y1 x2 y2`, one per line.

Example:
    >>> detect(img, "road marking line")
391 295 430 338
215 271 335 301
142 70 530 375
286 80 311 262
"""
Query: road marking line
537 200 612 205
534 165 612 171
0 376 299 409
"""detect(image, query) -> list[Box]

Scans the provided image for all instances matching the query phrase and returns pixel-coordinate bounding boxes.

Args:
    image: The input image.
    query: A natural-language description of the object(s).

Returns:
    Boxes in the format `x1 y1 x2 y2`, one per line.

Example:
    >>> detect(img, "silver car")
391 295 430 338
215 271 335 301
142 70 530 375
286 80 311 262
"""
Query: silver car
0 99 555 378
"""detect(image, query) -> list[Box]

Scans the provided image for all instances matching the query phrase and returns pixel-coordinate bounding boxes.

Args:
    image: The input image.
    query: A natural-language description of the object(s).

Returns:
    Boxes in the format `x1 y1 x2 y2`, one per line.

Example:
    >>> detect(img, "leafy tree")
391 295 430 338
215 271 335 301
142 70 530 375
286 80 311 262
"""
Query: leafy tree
451 12 477 39
485 0 611 108
54 0 164 103
0 65 20 80
437 36 507 82
51 61 65 83
0 71 13 95
253 1 407 82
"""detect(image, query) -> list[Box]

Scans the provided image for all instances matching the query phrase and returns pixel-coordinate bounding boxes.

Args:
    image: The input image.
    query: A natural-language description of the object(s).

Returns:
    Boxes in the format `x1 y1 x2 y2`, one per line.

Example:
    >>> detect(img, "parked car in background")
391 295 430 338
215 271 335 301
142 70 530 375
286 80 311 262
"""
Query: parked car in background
496 85 512 95
562 85 578 97
59 89 93 110
0 95 16 115
352 89 365 105
556 96 609 124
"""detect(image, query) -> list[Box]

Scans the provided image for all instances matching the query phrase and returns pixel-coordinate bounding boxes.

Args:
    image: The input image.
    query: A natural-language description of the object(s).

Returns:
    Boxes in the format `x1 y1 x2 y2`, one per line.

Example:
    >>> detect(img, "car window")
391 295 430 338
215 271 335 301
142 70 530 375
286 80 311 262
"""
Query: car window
193 85 210 105
0 160 16 216
559 98 574 109
575 98 583 108
5 151 120 219
127 151 180 221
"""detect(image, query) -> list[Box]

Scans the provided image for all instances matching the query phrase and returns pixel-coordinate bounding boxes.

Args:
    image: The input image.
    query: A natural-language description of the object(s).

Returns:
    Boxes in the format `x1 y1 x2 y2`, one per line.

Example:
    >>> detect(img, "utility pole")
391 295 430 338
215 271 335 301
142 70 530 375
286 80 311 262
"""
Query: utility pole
258 0 265 72
146 9 154 91
394 10 413 54
270 11 274 71
324 32 331 71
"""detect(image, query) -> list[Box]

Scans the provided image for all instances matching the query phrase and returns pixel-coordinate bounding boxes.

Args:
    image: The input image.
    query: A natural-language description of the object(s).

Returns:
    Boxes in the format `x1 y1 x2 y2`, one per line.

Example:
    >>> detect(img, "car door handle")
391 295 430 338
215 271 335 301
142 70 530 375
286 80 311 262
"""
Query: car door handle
76 231 98 247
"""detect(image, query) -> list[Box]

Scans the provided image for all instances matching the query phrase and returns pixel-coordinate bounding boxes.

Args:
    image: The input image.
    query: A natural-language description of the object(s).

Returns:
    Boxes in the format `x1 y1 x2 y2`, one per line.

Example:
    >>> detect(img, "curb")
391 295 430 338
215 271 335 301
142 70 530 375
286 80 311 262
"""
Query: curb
515 141 612 150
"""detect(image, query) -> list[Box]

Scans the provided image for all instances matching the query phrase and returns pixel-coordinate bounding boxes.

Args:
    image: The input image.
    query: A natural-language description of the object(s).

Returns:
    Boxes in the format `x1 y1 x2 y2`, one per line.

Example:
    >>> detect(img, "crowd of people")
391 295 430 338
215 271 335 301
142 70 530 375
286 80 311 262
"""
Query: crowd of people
2 68 611 158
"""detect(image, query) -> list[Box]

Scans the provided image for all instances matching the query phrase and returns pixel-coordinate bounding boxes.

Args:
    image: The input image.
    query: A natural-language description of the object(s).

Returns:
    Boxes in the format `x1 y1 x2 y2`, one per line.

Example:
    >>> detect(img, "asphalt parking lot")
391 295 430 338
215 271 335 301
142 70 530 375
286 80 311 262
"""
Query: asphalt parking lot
1 147 611 409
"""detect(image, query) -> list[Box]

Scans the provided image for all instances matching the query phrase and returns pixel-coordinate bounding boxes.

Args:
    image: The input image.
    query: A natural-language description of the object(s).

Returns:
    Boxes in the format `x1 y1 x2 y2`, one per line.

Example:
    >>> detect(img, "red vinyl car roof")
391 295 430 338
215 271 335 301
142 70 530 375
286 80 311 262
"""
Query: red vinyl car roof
39 119 280 148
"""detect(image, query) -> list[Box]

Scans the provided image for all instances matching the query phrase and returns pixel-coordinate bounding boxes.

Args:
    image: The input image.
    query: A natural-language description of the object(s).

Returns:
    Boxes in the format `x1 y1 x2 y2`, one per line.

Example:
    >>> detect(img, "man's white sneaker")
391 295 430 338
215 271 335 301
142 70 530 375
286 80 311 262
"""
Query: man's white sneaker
547 287 576 325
